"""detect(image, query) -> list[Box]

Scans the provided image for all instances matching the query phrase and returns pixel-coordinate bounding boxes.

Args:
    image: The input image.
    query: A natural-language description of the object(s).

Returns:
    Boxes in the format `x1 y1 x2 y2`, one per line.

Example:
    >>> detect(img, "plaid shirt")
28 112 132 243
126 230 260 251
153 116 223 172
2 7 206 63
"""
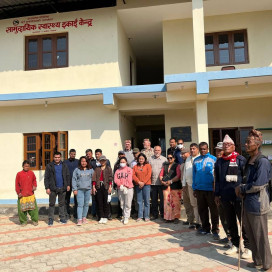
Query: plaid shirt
149 155 167 185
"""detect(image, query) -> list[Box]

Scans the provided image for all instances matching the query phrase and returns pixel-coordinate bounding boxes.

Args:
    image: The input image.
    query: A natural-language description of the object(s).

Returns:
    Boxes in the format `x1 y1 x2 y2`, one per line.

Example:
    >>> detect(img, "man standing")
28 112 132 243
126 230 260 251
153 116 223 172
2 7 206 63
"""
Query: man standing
141 139 154 162
130 148 140 168
64 149 78 220
95 149 111 167
167 138 177 155
182 143 200 229
123 140 134 166
44 152 70 226
86 149 96 169
174 139 184 164
236 130 272 271
149 146 167 220
215 136 250 257
193 142 219 238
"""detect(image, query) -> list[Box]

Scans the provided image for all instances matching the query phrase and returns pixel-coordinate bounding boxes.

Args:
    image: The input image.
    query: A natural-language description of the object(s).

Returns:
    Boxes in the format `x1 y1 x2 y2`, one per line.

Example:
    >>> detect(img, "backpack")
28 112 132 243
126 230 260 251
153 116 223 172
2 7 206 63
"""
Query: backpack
244 154 272 202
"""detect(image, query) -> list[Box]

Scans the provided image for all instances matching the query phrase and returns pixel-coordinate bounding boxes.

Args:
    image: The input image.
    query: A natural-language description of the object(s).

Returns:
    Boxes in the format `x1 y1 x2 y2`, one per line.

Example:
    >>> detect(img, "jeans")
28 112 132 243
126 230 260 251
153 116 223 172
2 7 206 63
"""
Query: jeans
136 185 151 219
77 189 91 220
49 189 66 220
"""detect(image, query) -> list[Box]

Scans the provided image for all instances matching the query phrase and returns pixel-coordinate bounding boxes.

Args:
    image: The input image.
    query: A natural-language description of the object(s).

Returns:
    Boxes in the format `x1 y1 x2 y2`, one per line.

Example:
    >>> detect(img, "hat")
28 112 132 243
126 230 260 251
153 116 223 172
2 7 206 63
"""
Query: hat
118 150 125 155
215 142 223 150
133 148 140 153
223 134 235 145
99 155 107 161
181 148 190 154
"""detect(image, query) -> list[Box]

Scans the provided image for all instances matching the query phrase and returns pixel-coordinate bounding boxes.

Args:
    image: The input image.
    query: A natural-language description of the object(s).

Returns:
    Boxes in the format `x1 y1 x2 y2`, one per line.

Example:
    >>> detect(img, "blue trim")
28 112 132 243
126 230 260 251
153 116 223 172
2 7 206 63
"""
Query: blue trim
0 196 118 205
165 67 272 94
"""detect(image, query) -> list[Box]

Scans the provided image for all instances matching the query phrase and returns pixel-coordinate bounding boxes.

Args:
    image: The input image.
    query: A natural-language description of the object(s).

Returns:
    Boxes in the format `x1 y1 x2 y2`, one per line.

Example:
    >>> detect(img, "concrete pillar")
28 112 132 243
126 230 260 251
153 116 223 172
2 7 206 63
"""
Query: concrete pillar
192 0 206 73
196 99 209 143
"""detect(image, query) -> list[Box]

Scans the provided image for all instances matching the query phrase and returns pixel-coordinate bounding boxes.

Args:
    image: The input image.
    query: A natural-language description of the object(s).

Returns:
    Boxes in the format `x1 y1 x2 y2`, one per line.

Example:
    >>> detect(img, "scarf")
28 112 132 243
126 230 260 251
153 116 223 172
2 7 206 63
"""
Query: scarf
222 151 239 182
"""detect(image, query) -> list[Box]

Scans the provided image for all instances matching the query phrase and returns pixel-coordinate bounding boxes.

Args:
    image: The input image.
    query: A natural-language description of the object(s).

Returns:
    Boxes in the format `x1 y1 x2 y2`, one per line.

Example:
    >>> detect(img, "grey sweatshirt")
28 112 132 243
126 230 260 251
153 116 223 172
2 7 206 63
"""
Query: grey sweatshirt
72 168 94 191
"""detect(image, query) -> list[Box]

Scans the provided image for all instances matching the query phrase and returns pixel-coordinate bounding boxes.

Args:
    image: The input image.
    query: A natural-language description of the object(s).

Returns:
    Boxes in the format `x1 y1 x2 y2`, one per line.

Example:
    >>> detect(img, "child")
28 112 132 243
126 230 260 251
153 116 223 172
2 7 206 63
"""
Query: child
15 160 39 226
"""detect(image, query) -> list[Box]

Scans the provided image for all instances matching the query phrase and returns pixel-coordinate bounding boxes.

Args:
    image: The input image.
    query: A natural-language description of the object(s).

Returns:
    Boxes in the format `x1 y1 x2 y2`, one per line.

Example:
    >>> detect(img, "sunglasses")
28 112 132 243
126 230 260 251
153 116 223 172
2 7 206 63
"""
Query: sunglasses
167 157 173 160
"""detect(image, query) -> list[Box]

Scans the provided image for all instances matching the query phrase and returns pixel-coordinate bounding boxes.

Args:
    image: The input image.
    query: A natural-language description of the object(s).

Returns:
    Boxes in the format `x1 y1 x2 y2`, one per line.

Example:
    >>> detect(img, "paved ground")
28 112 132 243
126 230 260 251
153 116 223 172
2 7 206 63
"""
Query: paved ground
0 214 271 272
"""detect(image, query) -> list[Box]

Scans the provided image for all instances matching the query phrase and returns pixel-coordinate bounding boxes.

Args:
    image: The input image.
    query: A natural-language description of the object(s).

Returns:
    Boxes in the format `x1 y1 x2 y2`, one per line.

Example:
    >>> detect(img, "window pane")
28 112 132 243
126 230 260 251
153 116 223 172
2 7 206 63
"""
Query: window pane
43 53 52 67
43 38 52 51
205 35 213 50
44 151 51 166
60 151 66 159
205 51 214 65
59 133 66 149
219 50 229 64
27 136 36 151
27 153 36 167
28 40 37 53
234 33 244 47
44 134 51 149
219 34 229 49
28 54 38 68
57 52 67 66
235 48 245 62
57 37 67 51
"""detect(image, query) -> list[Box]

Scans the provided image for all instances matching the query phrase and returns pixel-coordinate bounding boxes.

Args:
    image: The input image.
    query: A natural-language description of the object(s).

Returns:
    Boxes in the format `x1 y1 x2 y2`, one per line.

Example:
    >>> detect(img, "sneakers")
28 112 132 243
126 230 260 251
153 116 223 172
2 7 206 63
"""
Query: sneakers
212 233 220 240
77 219 82 226
241 248 252 259
145 218 150 222
189 223 196 229
197 228 210 235
246 262 262 269
82 217 87 224
136 218 143 222
48 218 53 227
33 221 39 226
224 245 238 255
99 218 108 224
123 218 129 225
60 219 67 224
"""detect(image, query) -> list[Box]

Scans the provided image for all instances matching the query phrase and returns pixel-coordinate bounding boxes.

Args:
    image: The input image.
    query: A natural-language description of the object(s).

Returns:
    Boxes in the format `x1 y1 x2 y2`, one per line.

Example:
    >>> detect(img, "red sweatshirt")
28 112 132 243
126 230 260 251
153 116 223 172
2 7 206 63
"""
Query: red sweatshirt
15 170 37 197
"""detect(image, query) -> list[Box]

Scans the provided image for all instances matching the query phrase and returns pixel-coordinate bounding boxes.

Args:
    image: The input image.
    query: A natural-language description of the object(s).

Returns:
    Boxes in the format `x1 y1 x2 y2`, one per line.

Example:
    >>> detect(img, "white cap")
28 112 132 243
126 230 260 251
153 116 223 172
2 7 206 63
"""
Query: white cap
223 134 235 145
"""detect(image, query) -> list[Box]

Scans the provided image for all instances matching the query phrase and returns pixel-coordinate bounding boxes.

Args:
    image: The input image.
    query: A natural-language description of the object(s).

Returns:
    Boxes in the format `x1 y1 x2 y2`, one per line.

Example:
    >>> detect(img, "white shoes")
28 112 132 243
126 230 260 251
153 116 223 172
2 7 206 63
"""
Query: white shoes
224 245 238 255
241 249 252 259
123 218 129 225
98 218 108 224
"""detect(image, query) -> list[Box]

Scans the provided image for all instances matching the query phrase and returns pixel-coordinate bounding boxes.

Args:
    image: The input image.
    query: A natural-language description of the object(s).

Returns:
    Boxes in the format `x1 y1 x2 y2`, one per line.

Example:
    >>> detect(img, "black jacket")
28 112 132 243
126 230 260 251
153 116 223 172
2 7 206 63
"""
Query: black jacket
44 161 70 191
162 162 182 190
214 155 246 202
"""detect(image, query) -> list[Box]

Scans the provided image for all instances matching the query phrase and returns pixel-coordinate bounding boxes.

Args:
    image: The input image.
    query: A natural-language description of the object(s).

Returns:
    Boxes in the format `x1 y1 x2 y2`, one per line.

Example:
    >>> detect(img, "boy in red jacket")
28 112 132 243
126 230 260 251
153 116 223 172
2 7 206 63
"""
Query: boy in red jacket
15 160 39 226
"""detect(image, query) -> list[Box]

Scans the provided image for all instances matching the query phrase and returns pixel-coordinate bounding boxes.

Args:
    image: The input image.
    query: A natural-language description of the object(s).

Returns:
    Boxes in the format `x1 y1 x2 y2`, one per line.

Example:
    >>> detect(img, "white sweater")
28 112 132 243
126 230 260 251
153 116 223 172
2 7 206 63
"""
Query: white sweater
182 155 199 187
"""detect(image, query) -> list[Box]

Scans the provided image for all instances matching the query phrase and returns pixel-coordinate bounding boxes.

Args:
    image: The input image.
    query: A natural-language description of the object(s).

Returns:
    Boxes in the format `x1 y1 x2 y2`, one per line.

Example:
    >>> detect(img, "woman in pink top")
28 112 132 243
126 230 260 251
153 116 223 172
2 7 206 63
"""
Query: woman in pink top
114 157 133 225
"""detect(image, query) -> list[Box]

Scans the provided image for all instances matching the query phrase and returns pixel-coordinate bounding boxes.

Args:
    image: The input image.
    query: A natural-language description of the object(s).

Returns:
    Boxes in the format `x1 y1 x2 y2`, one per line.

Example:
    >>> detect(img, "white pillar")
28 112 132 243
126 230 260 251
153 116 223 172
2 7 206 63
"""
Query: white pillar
196 99 209 143
192 0 206 73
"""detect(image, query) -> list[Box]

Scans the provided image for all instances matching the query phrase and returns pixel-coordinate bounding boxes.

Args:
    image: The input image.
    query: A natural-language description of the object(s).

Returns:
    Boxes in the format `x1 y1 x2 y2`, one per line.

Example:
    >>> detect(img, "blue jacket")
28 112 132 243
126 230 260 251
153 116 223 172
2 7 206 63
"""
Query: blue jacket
215 155 246 202
240 153 271 215
192 153 216 191
72 168 94 191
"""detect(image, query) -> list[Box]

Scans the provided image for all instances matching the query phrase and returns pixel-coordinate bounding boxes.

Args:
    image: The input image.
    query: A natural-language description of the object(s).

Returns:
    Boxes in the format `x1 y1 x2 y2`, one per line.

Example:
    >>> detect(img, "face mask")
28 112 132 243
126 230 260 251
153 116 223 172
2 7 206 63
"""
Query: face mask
96 162 101 167
177 144 183 149
120 163 126 168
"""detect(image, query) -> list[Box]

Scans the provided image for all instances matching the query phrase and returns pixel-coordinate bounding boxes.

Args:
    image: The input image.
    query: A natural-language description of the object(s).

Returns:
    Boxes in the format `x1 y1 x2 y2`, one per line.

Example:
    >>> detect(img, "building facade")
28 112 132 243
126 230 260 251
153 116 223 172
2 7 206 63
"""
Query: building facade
0 0 272 203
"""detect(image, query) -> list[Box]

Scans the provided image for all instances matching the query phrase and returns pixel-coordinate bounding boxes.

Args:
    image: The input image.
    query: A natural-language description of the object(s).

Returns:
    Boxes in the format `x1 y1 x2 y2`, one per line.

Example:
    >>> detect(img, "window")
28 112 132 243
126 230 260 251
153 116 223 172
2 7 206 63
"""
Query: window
25 33 68 70
205 30 249 66
209 127 253 158
24 131 68 170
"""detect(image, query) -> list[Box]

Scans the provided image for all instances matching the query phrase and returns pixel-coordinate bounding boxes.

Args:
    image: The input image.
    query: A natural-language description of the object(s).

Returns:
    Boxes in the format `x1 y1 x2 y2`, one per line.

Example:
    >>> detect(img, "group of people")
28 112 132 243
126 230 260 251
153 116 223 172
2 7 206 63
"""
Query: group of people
15 130 272 271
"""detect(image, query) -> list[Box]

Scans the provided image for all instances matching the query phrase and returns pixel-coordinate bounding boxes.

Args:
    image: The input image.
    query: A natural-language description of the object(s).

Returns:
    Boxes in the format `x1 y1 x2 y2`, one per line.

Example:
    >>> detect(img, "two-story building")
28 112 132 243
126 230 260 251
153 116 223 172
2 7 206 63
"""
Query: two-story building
1 0 272 203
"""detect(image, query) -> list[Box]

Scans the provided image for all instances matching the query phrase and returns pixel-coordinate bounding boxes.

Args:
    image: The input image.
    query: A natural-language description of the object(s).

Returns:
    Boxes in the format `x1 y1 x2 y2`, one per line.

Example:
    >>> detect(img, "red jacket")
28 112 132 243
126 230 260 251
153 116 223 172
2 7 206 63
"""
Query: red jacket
15 170 37 197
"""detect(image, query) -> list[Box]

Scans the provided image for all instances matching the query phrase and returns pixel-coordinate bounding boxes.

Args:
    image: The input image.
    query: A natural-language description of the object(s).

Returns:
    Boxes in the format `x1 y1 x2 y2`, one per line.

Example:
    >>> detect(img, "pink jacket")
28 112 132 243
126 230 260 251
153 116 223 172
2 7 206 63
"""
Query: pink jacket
114 166 134 189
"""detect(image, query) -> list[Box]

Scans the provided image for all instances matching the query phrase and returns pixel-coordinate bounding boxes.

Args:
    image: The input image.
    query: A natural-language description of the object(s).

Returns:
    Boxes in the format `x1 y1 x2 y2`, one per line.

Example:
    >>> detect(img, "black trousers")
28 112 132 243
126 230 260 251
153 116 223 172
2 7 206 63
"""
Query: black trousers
73 194 78 219
49 190 66 220
151 185 164 217
221 200 249 248
95 184 109 218
65 190 72 217
196 190 219 233
218 200 230 236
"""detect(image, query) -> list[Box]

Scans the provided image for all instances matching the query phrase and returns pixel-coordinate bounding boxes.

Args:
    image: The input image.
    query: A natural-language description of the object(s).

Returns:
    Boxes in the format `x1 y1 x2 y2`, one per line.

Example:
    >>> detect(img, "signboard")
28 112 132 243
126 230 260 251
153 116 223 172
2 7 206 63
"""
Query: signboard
171 126 192 142
6 15 93 34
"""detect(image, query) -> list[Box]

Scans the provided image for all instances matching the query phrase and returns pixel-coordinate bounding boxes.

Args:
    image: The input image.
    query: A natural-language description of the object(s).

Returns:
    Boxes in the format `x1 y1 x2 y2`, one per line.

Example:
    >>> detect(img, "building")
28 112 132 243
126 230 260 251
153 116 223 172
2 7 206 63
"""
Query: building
0 0 272 204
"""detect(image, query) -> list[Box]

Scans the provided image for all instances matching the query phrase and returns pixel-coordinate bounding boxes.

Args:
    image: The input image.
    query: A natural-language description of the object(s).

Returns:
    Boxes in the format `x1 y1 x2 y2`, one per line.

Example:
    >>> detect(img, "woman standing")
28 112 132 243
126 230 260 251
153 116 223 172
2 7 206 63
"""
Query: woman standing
160 152 181 223
15 160 39 226
72 156 94 226
114 157 134 224
133 153 152 222
92 155 113 224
